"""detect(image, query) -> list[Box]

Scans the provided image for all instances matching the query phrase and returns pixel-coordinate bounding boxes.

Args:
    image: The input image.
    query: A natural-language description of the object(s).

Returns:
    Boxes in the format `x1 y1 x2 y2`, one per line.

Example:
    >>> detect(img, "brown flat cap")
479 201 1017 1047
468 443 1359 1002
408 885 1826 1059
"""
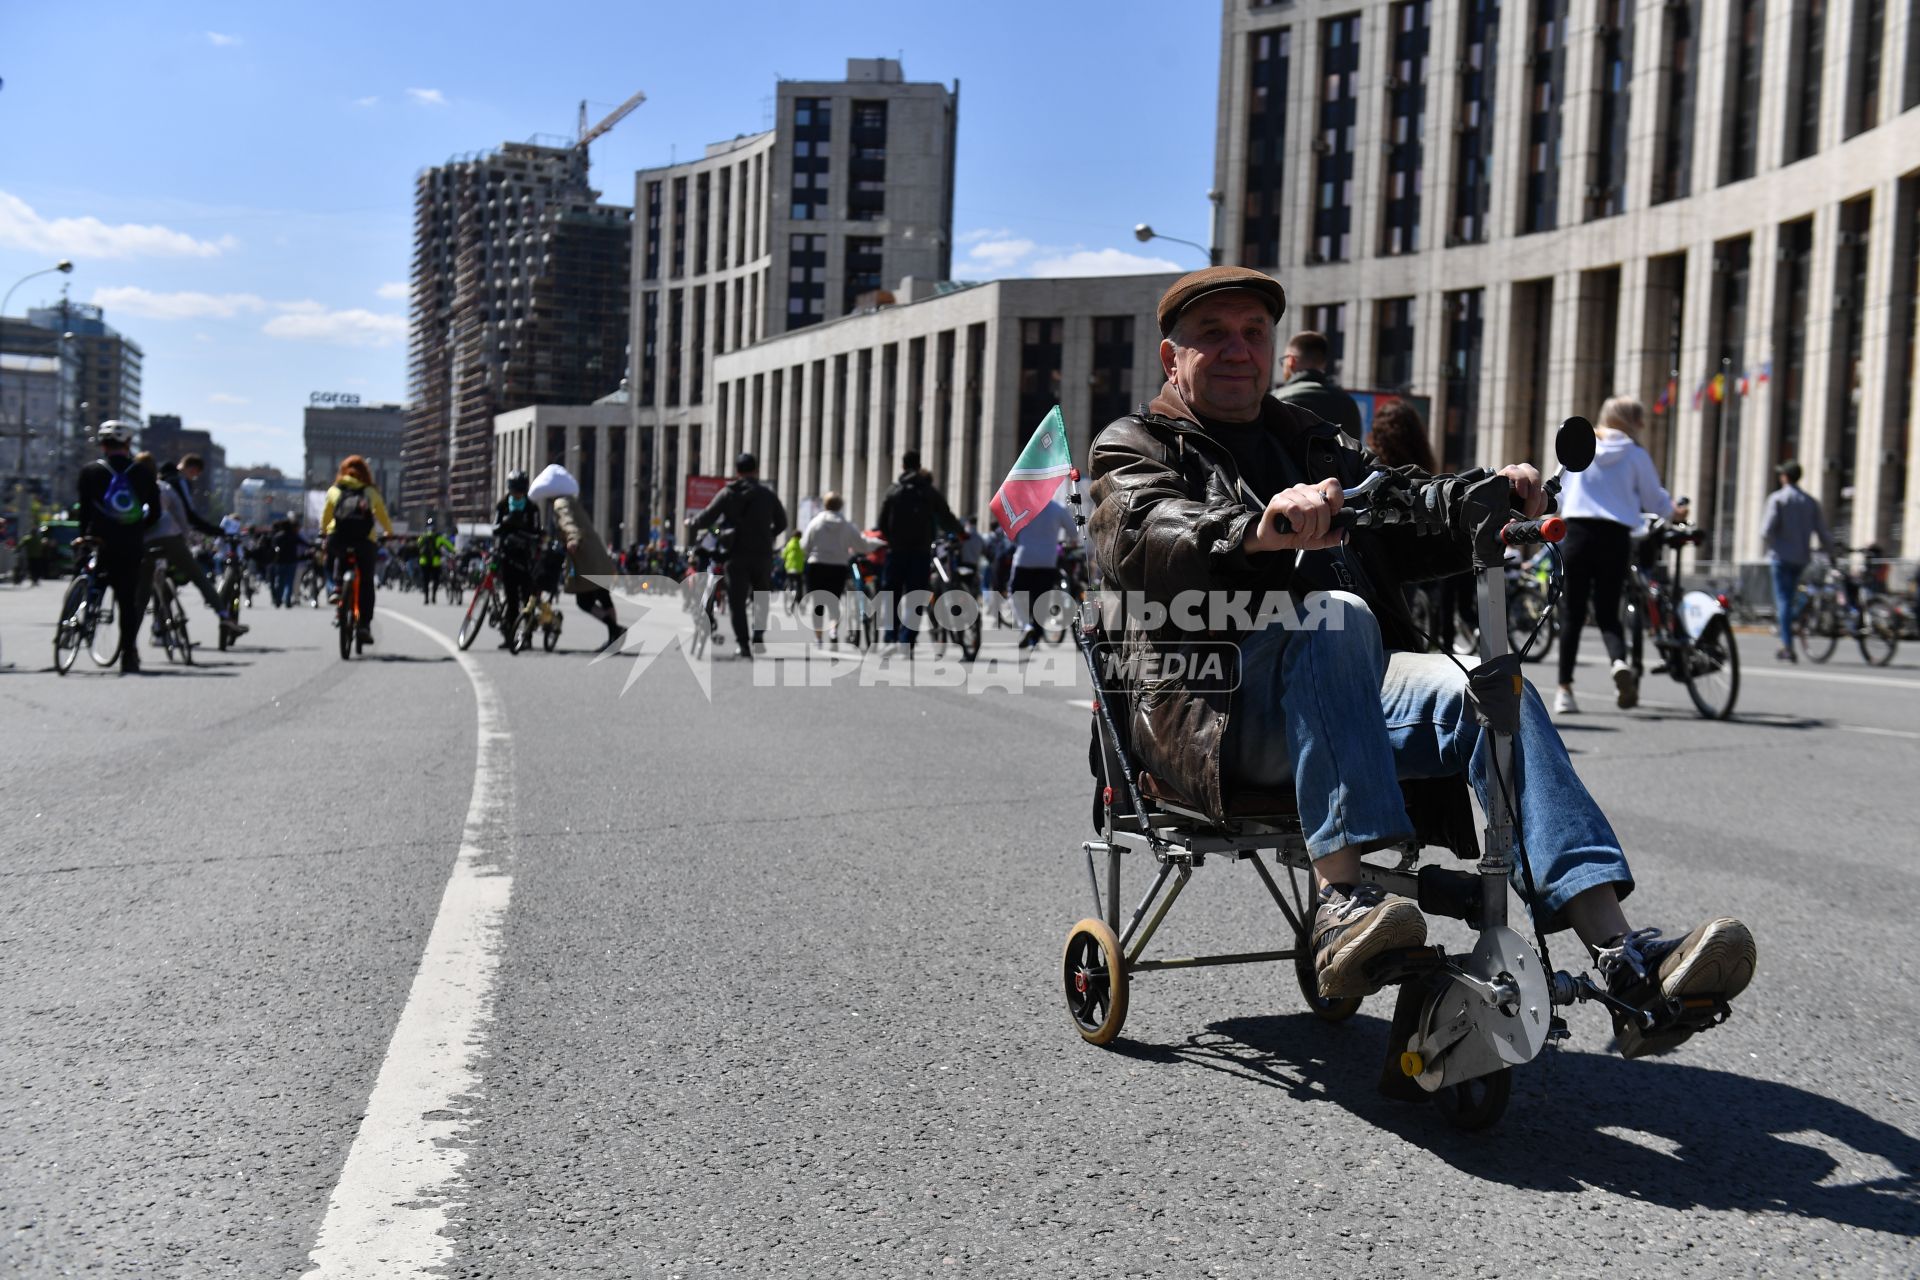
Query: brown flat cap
1156 266 1286 337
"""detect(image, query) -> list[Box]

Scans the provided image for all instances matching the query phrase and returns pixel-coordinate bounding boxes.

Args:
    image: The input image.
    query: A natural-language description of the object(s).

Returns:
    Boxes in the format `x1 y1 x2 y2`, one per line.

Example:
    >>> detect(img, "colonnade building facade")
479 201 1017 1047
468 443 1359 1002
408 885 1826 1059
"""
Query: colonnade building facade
708 275 1179 529
625 59 958 536
1216 0 1920 563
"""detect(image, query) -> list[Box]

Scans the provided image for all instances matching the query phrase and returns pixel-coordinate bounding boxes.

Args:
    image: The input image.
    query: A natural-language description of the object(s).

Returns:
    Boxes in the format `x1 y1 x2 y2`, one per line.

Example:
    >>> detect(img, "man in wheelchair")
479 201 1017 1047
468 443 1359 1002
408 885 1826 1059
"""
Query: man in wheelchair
1086 268 1754 1057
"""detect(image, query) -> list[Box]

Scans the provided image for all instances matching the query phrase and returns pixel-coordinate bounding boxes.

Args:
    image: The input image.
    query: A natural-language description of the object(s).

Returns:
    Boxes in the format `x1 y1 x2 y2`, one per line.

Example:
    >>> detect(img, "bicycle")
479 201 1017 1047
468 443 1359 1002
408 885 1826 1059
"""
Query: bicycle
1793 544 1899 666
215 534 248 651
147 554 194 666
841 551 881 651
1037 547 1089 646
53 541 122 674
456 553 507 651
926 535 982 661
508 585 565 654
1504 548 1558 663
684 533 729 658
1622 517 1738 718
335 548 366 659
297 550 327 608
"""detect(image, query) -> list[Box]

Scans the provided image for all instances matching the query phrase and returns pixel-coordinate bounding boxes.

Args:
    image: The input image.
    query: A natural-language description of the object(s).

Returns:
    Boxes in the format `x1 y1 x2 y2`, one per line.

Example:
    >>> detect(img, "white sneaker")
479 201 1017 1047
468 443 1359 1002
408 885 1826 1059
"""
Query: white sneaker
1554 687 1579 715
1611 659 1639 709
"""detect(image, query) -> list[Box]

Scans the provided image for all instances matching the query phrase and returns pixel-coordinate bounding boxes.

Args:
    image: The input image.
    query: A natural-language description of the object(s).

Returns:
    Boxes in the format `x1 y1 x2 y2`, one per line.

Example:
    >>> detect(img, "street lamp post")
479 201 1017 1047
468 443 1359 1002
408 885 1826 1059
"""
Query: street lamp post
2 261 76 513
1134 222 1220 267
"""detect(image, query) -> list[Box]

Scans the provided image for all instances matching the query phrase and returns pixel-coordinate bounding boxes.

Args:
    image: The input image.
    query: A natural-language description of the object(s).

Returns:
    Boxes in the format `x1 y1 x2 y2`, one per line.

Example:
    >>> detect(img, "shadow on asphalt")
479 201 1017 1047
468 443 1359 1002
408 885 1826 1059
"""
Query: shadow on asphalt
363 653 455 664
1112 1012 1918 1235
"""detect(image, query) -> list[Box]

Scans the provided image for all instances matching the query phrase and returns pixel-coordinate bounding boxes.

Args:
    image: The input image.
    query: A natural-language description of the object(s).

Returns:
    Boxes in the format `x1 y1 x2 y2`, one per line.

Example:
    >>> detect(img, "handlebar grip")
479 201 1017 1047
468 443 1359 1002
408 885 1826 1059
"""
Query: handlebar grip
1264 507 1360 537
1501 515 1566 547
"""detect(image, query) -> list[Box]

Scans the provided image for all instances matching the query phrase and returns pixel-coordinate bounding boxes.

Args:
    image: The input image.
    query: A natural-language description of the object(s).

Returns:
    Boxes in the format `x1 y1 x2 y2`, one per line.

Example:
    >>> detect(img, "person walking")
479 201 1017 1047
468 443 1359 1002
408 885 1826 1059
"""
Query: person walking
1759 459 1834 662
1007 497 1080 648
529 464 628 652
74 422 161 673
876 450 959 654
799 492 881 647
417 517 455 604
1554 396 1687 713
689 452 788 658
1270 330 1363 439
269 515 306 607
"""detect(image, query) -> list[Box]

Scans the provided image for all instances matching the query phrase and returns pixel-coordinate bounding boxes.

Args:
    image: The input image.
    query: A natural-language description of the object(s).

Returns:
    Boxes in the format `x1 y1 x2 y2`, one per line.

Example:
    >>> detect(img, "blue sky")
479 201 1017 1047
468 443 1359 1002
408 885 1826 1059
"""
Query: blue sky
1 2 1220 476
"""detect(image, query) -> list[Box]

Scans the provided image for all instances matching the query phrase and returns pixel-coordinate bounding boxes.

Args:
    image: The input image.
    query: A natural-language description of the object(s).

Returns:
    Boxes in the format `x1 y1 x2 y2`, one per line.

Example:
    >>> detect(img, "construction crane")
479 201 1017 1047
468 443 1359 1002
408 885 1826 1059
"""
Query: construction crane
577 89 647 151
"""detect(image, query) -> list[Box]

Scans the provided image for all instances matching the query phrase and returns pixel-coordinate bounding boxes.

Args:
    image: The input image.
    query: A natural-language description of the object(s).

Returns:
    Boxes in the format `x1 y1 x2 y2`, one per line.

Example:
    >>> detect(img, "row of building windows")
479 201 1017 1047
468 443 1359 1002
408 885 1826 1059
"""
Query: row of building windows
1287 175 1920 556
641 150 767 283
1241 0 1918 265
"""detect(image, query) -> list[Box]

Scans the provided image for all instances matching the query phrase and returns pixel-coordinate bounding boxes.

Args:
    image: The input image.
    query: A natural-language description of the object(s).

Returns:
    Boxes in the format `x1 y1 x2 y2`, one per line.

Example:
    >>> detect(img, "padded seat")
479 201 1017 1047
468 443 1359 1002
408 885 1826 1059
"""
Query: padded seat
1139 772 1301 820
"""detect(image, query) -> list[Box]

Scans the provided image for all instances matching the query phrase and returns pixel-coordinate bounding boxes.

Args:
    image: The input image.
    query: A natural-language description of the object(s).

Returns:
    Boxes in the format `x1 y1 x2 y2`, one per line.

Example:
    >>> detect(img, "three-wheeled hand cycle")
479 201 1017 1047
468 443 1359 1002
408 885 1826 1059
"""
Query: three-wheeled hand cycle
1059 418 1735 1131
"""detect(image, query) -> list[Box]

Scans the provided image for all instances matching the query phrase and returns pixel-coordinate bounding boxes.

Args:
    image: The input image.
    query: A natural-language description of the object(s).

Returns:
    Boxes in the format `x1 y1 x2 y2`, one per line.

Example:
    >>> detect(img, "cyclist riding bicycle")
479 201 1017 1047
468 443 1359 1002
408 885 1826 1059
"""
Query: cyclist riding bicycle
321 455 395 647
1088 267 1753 1057
493 470 543 649
143 453 248 642
74 421 161 672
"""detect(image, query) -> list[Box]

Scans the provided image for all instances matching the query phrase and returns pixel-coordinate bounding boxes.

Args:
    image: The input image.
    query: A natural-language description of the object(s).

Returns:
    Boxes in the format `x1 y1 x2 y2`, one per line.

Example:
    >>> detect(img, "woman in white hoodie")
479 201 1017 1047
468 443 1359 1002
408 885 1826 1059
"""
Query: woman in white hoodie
800 492 880 647
1555 396 1687 713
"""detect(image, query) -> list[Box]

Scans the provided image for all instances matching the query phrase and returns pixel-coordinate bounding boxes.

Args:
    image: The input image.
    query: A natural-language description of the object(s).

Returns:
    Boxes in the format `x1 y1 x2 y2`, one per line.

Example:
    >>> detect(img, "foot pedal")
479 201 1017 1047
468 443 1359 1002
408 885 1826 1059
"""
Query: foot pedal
1363 945 1446 988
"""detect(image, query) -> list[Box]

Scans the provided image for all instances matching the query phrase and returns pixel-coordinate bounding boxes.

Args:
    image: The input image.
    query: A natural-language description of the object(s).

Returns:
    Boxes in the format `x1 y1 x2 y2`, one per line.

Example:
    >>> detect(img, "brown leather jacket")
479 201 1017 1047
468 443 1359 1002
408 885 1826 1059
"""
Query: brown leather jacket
1088 380 1473 832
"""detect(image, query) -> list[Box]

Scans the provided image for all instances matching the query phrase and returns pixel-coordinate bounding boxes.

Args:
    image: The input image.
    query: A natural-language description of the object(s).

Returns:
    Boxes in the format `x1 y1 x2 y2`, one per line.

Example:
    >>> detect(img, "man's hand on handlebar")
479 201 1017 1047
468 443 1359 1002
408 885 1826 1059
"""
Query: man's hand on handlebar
1245 478 1346 553
1497 464 1549 518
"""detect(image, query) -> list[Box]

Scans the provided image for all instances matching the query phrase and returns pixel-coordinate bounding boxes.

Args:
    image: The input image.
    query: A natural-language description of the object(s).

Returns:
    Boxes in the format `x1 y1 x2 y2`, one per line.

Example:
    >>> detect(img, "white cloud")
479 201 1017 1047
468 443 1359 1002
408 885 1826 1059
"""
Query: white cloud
406 88 447 107
91 285 268 320
375 281 409 300
1027 247 1185 278
206 31 241 47
262 302 407 348
91 285 405 348
962 238 1037 271
354 95 380 108
209 392 249 405
957 227 1013 245
0 191 238 260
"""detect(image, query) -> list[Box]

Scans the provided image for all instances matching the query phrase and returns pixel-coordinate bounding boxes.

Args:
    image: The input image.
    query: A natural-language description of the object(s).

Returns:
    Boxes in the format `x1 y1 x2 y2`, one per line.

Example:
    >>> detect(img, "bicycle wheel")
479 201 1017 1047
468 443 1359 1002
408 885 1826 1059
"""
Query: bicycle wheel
1683 615 1739 719
1858 599 1899 667
90 592 120 667
961 615 982 662
218 574 240 650
1507 589 1553 663
456 589 491 650
337 574 355 660
54 578 87 674
543 616 561 652
1797 597 1839 663
171 590 194 665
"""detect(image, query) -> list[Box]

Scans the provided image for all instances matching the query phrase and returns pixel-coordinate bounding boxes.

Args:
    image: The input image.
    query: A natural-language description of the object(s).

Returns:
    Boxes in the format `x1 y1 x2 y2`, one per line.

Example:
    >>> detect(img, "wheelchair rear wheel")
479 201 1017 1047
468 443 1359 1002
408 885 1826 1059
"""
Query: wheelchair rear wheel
1433 1068 1511 1131
1063 918 1128 1045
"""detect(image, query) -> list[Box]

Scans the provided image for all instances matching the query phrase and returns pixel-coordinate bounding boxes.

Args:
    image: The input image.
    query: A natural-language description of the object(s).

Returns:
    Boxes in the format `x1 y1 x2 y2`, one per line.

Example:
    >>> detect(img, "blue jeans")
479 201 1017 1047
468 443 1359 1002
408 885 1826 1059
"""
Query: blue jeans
1771 560 1804 653
271 562 297 606
1228 592 1633 933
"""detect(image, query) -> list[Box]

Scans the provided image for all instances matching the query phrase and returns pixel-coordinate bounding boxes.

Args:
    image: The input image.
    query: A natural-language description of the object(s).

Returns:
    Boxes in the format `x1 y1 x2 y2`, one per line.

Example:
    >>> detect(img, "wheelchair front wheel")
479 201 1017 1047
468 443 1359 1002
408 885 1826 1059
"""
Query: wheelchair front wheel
1434 1067 1511 1131
1063 918 1128 1045
1295 930 1362 1023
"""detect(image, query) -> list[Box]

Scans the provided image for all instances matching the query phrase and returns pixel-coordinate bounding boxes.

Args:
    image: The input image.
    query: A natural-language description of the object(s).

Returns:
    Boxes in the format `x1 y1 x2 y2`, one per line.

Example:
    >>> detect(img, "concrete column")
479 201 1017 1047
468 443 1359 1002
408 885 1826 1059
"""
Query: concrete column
1545 271 1584 452
1669 244 1720 516
1735 220 1781 562
1284 17 1322 269
1350 4 1391 264
862 348 890 526
1753 0 1797 175
593 424 613 536
1852 179 1901 549
944 338 969 512
977 319 1011 522
1692 0 1732 191
1797 205 1841 505
1487 0 1532 241
1479 283 1516 467
1059 316 1094 471
1621 0 1666 215
1413 286 1450 461
1559 0 1603 230
1615 252 1654 401
1424 0 1463 251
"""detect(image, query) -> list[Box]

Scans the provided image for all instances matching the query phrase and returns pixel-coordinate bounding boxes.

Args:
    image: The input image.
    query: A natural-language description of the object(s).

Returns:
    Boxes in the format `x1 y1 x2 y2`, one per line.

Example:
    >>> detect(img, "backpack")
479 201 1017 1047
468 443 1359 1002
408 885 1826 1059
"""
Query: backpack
884 477 937 548
94 461 146 527
333 485 374 537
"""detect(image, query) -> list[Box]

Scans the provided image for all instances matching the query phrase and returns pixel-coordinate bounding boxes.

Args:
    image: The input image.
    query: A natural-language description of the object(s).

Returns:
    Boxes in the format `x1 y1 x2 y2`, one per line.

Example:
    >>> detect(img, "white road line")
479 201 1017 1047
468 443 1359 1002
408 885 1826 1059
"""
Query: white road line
302 611 512 1278
1837 724 1920 741
1740 666 1920 691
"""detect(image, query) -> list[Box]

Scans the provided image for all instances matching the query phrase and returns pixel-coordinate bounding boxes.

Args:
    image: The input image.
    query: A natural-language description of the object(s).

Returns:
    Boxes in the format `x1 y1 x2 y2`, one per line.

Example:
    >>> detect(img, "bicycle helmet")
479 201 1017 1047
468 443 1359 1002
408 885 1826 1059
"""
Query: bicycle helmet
95 420 134 445
506 469 530 495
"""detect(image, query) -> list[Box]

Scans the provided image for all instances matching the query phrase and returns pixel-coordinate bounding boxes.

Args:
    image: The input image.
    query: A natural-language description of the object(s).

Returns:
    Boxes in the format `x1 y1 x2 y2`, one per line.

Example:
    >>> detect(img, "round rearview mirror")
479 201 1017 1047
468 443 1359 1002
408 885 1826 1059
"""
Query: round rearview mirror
1556 416 1596 472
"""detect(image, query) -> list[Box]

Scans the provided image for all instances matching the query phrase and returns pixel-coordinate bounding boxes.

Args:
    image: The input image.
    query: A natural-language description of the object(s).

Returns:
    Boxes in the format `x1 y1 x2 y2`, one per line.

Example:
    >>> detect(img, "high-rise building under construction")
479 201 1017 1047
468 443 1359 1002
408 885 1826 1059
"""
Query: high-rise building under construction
401 140 632 520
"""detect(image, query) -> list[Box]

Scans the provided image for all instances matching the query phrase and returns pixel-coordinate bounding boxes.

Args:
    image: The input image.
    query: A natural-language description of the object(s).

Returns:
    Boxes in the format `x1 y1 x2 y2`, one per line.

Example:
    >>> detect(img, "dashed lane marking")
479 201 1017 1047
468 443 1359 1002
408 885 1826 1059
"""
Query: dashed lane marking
302 611 512 1277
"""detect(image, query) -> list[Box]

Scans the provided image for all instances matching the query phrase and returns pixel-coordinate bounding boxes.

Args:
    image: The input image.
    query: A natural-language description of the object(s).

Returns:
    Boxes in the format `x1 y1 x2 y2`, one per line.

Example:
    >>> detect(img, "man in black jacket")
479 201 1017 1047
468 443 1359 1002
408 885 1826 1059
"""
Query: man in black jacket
74 421 161 673
1270 330 1363 440
876 450 959 653
690 452 788 658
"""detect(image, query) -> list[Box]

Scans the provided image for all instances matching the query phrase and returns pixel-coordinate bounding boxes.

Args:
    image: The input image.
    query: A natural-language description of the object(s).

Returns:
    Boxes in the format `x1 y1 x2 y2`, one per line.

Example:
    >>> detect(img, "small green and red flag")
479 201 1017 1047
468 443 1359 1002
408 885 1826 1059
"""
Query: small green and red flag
990 405 1073 538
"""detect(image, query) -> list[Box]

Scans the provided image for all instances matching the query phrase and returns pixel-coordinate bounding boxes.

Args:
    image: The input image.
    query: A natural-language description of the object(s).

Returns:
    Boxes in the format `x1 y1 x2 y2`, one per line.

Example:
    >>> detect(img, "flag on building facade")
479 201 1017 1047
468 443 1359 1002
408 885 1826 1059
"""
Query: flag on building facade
990 405 1074 538
1709 373 1726 404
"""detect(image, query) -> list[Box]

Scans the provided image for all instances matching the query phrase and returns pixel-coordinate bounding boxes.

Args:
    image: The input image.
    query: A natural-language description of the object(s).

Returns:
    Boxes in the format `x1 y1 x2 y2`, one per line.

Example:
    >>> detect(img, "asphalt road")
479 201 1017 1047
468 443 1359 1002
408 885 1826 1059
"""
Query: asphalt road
2 575 1916 1278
